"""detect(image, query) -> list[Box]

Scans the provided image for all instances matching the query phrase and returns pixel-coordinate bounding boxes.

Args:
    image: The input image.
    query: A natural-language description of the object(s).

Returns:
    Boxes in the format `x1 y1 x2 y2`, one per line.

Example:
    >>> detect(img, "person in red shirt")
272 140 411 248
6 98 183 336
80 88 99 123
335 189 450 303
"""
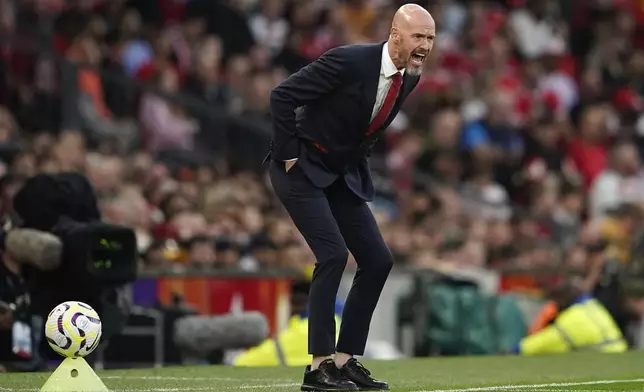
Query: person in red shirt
566 105 610 189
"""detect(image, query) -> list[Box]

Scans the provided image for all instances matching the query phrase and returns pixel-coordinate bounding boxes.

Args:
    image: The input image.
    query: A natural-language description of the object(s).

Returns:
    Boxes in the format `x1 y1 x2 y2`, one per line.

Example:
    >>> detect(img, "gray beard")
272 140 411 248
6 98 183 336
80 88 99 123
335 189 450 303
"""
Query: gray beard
407 66 423 76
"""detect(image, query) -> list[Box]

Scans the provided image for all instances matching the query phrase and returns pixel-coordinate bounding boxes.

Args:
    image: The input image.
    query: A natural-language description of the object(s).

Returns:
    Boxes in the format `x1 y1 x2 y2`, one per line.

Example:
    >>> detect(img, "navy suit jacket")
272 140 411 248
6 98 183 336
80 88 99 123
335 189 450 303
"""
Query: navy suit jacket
268 42 420 201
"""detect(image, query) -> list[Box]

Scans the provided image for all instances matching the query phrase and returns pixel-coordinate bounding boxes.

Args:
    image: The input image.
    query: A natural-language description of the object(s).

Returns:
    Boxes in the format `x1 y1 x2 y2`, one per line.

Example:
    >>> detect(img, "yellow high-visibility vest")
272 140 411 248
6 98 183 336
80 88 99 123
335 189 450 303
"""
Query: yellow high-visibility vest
233 316 342 367
520 298 627 355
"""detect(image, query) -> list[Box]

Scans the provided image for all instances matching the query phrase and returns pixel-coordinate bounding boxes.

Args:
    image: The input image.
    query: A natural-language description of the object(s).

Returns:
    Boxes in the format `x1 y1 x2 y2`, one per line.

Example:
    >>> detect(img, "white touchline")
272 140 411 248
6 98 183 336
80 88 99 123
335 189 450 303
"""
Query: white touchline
239 383 300 389
103 375 294 383
533 390 643 392
0 377 298 392
415 378 644 392
0 389 211 392
111 389 209 391
0 387 297 392
6 376 642 392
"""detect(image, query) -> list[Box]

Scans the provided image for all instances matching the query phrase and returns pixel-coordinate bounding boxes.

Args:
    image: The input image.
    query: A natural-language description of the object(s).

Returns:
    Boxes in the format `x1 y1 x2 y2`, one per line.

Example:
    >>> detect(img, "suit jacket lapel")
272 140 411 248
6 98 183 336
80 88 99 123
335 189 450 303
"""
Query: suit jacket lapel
361 42 386 128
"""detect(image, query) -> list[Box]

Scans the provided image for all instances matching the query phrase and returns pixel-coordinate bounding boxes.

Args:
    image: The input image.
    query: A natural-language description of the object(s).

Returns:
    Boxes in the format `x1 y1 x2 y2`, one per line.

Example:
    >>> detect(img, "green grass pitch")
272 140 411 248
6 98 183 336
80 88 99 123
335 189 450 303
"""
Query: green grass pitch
3 351 644 391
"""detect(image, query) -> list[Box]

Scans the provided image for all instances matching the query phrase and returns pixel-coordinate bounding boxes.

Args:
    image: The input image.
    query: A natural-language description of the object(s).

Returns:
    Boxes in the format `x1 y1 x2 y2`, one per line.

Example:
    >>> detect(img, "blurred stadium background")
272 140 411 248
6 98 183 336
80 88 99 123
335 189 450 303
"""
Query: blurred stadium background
2 0 644 371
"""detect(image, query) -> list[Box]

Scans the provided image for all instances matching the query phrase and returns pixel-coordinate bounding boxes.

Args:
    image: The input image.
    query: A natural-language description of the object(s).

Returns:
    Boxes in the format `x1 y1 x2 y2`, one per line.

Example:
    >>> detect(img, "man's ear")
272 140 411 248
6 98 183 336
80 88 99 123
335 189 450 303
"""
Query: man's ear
390 28 399 42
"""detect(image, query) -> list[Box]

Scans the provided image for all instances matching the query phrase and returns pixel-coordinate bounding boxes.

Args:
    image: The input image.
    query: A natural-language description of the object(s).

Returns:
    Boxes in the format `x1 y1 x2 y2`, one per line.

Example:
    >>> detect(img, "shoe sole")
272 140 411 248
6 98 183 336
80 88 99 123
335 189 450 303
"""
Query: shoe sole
301 384 359 391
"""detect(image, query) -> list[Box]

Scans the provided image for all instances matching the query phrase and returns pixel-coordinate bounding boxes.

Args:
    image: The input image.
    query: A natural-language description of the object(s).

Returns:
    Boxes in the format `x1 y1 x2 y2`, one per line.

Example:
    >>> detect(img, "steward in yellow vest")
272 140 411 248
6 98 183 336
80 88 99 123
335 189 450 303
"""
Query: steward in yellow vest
518 294 627 355
234 276 345 367
233 315 342 367
519 247 644 355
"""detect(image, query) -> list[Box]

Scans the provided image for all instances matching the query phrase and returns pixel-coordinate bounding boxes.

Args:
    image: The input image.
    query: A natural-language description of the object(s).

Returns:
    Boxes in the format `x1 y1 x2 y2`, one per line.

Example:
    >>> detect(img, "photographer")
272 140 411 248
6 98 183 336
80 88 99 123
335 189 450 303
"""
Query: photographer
0 232 35 372
8 172 138 365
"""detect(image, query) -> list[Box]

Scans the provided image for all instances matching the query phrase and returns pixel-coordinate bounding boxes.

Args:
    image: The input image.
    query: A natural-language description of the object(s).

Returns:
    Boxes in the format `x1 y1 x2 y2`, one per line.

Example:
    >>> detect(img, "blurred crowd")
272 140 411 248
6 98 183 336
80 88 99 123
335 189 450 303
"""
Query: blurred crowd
0 0 642 292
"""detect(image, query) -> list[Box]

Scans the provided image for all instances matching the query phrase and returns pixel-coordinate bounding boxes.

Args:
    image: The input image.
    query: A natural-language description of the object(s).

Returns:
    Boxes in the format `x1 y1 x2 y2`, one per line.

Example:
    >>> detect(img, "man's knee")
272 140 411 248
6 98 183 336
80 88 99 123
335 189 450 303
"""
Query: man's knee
323 248 349 266
311 240 349 266
368 247 394 277
311 248 349 283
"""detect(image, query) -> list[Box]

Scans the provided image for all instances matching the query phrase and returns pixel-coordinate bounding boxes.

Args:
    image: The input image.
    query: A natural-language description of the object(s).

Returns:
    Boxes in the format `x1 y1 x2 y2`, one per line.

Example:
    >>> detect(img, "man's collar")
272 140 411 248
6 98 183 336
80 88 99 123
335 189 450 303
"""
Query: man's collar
382 41 405 77
572 294 593 305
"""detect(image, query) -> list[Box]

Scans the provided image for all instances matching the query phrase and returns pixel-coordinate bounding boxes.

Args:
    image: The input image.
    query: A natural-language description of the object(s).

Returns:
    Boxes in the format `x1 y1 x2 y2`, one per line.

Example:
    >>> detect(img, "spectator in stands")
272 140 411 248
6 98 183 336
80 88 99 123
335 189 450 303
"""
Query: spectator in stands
549 182 584 249
240 71 272 120
68 35 138 150
239 233 277 271
224 54 253 114
460 156 512 221
171 211 207 243
139 66 197 152
85 152 124 194
214 238 240 269
521 118 565 189
461 91 524 185
508 0 566 61
8 58 60 133
110 184 152 252
486 218 515 269
52 131 86 173
589 141 644 220
600 203 643 266
414 107 463 187
336 0 375 42
143 238 180 270
187 236 217 270
248 0 289 58
567 105 609 190
117 8 152 78
183 35 229 108
537 39 578 112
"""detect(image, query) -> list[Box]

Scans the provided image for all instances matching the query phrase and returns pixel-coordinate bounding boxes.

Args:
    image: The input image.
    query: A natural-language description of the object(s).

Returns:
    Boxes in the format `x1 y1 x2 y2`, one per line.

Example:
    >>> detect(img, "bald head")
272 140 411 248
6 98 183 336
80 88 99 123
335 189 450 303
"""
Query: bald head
388 4 435 76
392 3 433 30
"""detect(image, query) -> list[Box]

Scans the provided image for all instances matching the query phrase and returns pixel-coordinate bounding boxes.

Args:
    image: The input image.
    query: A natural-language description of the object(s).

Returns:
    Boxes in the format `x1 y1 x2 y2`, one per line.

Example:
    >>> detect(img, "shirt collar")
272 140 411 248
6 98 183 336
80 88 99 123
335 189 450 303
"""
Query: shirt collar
572 294 593 305
382 41 405 78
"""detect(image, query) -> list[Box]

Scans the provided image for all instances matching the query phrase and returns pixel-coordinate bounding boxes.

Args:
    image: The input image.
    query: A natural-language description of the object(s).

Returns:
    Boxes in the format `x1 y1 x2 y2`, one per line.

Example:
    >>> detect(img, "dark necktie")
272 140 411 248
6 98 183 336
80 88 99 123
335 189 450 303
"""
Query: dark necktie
367 72 402 135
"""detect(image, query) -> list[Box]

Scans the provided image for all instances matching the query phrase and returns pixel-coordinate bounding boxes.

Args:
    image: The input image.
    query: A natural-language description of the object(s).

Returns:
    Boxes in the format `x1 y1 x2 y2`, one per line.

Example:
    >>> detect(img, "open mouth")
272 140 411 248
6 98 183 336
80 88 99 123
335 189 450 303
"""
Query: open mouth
410 53 426 66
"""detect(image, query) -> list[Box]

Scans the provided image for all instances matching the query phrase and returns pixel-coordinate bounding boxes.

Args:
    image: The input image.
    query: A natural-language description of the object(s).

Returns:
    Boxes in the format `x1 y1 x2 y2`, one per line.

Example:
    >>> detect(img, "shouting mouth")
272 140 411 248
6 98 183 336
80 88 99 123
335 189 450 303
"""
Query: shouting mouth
410 52 426 67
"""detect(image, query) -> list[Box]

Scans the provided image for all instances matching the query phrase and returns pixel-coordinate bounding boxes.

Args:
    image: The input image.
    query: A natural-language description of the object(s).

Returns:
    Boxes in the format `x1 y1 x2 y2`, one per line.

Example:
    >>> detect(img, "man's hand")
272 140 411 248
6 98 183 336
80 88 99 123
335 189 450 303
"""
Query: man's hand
0 311 13 330
284 158 298 172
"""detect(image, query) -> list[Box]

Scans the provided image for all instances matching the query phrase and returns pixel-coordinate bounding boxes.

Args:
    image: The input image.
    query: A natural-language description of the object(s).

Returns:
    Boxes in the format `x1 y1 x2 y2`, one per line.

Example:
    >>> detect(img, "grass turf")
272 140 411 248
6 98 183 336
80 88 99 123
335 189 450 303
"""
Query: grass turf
3 351 644 391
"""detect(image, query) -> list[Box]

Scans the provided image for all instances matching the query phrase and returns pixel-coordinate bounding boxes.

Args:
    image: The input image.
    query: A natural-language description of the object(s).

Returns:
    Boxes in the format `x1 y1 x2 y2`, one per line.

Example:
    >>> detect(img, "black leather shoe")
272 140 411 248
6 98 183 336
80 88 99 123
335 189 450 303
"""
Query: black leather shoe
340 358 389 391
301 359 359 391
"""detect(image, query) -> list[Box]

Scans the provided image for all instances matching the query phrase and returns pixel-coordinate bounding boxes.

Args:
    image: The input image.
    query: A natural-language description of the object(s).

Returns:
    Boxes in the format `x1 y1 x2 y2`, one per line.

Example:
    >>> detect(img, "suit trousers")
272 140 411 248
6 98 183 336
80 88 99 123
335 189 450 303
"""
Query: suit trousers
269 160 394 356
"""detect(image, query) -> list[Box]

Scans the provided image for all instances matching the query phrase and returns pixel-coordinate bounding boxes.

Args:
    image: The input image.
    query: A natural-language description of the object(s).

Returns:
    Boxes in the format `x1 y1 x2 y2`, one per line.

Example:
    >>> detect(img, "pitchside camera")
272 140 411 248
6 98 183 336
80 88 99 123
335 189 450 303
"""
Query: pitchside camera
52 217 138 289
8 173 138 345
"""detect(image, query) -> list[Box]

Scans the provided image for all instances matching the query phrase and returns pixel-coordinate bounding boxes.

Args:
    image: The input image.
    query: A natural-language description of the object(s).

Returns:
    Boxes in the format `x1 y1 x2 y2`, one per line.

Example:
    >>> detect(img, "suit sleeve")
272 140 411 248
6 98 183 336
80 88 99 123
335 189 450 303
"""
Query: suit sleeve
269 46 352 160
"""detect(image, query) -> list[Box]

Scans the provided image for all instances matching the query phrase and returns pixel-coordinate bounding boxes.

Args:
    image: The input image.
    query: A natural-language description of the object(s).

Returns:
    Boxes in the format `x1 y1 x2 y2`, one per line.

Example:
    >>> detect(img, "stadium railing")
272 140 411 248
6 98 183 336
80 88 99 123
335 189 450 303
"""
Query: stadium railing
94 305 165 370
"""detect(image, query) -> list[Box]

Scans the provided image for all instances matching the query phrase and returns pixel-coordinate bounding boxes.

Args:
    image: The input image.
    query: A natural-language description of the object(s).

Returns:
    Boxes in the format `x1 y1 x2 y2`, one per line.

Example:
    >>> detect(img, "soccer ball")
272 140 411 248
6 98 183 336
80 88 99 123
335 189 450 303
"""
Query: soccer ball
45 301 102 358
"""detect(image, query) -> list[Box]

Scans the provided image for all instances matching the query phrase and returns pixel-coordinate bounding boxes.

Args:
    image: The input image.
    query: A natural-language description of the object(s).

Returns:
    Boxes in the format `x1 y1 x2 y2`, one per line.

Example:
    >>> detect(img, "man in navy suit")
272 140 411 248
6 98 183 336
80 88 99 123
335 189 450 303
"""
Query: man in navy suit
267 4 435 391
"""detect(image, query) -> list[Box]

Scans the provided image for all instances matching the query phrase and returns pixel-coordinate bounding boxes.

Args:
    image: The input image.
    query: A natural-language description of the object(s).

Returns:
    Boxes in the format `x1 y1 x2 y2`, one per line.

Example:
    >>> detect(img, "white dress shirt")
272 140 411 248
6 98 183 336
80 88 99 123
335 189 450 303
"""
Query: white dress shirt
371 41 405 121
